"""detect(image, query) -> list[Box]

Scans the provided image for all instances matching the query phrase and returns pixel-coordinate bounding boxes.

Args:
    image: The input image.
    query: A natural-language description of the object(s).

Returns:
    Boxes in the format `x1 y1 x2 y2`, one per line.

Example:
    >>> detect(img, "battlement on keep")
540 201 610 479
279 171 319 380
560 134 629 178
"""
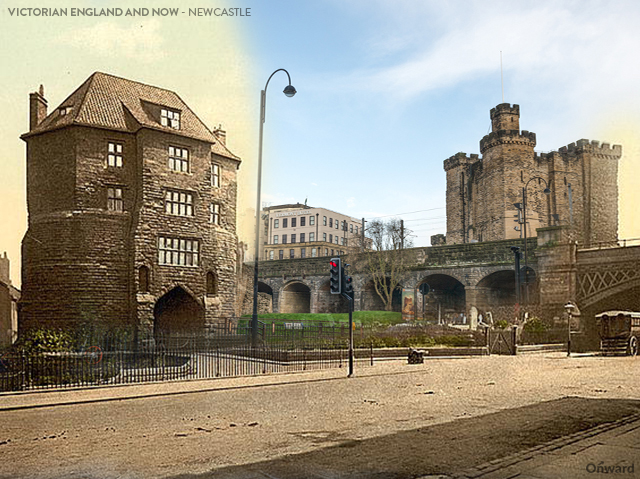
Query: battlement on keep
443 152 480 171
479 129 537 154
535 139 622 161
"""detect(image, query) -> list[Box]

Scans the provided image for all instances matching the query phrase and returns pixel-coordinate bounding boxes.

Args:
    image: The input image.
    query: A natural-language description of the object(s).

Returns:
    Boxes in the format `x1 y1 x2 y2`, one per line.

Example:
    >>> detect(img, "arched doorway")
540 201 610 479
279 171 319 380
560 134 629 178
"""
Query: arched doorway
154 286 205 336
280 282 311 313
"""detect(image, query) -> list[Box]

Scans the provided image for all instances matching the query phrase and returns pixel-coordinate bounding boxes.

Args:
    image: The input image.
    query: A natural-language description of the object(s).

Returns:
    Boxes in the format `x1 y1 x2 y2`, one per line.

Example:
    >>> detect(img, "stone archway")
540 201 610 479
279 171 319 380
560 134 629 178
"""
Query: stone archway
476 270 516 309
363 279 403 312
418 274 465 323
154 286 205 336
280 281 311 314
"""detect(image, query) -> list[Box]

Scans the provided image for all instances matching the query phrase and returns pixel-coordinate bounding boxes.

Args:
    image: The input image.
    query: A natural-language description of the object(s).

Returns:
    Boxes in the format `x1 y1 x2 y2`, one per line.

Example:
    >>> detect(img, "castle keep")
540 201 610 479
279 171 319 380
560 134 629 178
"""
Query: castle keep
444 104 621 246
20 73 241 337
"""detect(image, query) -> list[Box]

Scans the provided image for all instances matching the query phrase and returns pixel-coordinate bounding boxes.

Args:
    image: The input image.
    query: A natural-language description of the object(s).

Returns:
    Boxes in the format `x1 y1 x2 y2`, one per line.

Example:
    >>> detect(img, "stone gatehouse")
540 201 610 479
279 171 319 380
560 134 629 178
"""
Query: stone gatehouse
19 73 240 338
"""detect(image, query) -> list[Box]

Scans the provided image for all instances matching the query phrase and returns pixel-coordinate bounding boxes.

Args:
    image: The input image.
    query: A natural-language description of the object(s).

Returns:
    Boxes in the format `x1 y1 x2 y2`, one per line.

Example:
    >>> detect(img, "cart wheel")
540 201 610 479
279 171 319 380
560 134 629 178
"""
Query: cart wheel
629 336 638 357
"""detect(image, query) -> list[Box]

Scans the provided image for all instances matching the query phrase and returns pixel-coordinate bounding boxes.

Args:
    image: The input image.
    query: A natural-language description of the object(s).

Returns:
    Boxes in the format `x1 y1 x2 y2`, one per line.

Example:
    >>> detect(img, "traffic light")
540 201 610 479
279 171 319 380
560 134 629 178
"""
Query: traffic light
330 258 341 294
343 272 353 297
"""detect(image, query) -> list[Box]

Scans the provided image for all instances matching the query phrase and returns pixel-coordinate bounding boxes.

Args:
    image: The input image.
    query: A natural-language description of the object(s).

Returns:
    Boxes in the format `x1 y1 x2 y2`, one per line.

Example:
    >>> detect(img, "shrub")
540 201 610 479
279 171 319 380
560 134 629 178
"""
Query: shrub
16 328 74 354
523 317 548 333
495 320 509 330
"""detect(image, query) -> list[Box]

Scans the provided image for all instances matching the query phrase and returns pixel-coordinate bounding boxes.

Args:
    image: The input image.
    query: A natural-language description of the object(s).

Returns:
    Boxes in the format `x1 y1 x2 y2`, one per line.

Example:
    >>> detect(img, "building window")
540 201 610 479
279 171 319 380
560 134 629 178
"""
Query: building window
165 190 193 216
138 266 149 293
300 217 306 227
309 232 315 242
311 248 317 257
323 216 327 226
301 248 306 258
341 237 345 246
283 218 288 228
310 216 315 226
274 219 279 228
158 237 199 266
323 233 327 242
273 235 279 245
335 236 339 244
291 218 297 228
282 234 287 244
300 233 305 243
169 146 189 172
161 108 181 129
279 250 284 260
211 164 220 187
331 249 334 256
269 251 274 260
325 248 328 256
107 142 123 167
329 218 333 228
329 234 333 243
355 226 359 234
350 224 354 233
335 220 339 229
107 187 123 211
206 272 218 295
290 249 295 259
209 203 220 225
291 234 296 244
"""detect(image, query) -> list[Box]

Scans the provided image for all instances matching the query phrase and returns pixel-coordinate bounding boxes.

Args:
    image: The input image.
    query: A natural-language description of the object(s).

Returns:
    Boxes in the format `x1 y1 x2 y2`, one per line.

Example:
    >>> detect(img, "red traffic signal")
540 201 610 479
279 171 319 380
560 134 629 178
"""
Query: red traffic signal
330 257 341 294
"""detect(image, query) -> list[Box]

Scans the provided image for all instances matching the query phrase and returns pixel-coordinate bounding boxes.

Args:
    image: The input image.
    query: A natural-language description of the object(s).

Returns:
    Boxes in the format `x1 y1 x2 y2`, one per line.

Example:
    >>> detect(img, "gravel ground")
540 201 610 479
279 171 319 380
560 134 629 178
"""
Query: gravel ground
1 353 640 479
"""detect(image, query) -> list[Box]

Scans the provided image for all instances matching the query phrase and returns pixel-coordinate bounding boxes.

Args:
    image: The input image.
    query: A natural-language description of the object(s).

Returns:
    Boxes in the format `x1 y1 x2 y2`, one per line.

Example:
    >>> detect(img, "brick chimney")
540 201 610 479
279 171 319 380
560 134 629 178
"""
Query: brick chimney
213 124 226 146
0 252 10 285
29 84 47 131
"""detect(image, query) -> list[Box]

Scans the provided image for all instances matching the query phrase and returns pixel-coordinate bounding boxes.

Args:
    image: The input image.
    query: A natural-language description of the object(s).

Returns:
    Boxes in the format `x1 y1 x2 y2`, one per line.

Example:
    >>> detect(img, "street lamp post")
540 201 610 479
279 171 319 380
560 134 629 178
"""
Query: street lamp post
522 177 551 304
565 301 576 356
252 69 296 347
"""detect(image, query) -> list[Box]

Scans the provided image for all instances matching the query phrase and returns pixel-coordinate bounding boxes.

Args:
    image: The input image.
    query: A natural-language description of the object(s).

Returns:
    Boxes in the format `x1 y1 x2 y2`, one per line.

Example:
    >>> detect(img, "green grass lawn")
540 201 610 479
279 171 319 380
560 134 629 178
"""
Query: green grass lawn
240 311 402 326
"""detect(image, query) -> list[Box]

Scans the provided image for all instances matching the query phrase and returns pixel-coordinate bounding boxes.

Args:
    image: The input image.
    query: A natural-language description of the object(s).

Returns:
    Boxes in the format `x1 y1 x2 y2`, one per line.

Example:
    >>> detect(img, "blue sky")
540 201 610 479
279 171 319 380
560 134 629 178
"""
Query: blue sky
242 0 640 244
1 0 640 284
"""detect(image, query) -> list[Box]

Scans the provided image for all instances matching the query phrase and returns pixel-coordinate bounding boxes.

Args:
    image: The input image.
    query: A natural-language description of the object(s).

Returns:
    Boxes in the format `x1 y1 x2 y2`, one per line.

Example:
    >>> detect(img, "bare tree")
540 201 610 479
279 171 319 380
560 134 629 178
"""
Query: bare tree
351 218 413 311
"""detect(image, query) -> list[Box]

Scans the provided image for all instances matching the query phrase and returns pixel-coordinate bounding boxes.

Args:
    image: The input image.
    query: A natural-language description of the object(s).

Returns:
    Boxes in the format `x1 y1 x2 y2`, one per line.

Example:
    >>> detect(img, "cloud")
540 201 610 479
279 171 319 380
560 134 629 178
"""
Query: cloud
335 1 640 107
56 20 165 62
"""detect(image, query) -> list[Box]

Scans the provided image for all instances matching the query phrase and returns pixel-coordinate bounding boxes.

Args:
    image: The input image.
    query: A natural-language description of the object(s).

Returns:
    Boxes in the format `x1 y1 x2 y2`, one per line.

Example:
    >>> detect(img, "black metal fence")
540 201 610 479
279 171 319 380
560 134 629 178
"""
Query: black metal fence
0 328 374 392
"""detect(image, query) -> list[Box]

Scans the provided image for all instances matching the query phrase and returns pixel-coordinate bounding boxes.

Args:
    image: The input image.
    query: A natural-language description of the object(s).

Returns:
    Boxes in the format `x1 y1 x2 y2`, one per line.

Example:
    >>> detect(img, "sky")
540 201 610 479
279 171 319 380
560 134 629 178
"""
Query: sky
1 0 640 286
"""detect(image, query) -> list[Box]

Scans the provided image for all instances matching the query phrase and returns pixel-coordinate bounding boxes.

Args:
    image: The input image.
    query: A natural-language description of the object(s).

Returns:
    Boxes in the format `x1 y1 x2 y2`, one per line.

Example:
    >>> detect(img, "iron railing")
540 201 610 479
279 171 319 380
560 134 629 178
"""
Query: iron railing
0 330 374 392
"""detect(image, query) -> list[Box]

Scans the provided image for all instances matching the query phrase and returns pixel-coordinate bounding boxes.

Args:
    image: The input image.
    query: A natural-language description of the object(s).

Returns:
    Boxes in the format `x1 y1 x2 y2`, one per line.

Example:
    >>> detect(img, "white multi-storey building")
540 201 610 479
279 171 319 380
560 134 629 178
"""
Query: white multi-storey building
259 203 363 260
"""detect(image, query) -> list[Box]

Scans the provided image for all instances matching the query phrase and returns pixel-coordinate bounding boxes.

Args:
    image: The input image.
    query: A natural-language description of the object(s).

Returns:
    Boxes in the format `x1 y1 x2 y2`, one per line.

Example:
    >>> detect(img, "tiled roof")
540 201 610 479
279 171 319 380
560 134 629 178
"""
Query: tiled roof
25 72 239 161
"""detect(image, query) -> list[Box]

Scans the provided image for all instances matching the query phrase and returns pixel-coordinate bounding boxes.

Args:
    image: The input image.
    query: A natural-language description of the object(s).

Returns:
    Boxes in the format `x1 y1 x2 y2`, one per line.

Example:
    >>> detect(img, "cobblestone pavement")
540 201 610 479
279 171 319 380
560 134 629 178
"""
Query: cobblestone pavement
441 413 640 479
1 354 640 479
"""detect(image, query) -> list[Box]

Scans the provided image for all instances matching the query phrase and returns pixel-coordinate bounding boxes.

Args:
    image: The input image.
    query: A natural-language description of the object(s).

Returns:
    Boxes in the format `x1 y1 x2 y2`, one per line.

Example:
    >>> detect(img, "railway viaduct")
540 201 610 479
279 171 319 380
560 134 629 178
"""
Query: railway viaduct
250 227 640 331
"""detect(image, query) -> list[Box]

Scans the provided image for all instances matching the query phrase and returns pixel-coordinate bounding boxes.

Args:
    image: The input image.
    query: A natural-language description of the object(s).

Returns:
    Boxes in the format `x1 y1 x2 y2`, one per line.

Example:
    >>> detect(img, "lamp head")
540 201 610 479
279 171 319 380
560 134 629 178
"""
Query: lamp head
543 187 551 195
283 85 297 97
564 302 575 312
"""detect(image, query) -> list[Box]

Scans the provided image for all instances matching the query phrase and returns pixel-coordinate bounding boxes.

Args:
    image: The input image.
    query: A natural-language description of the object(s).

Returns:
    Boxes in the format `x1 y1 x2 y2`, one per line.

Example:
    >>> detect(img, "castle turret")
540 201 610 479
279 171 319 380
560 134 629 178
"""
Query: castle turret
490 103 519 132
